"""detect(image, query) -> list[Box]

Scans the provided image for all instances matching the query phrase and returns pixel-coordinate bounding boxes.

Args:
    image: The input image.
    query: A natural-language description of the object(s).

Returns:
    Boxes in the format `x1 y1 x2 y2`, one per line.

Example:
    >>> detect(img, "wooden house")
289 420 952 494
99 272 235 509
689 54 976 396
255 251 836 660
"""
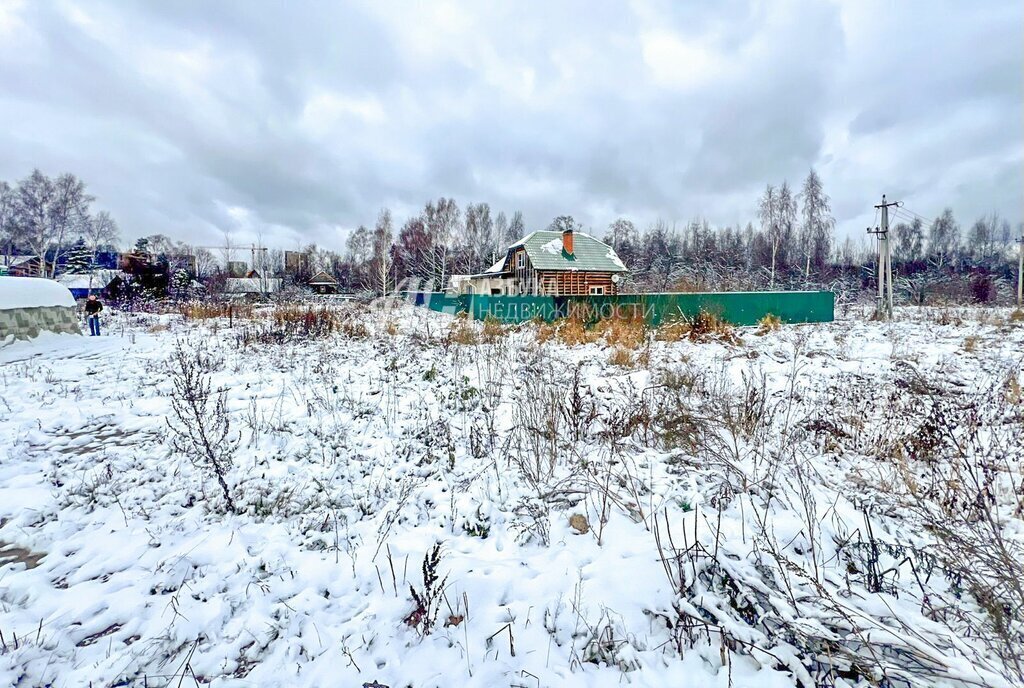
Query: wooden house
459 228 627 296
308 271 339 294
1 255 51 277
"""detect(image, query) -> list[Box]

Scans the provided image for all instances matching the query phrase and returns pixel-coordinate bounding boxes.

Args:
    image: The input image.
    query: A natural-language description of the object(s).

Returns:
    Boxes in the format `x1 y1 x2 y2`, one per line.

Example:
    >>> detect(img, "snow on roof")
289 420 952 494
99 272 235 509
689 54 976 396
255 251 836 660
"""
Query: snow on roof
57 270 125 291
0 255 36 267
484 257 507 274
308 271 338 284
540 238 563 255
0 277 76 309
225 278 282 293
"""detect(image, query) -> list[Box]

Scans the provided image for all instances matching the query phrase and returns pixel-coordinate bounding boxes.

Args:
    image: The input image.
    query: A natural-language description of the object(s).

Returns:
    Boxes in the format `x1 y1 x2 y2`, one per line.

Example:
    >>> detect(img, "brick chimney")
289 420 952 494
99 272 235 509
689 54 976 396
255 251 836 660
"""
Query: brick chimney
562 227 574 255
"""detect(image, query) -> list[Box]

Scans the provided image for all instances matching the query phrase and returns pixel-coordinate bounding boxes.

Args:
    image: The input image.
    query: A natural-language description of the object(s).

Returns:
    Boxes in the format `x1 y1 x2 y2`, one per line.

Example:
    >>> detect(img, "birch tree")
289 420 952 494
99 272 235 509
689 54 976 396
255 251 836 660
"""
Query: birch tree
371 208 395 297
82 210 120 266
14 170 54 276
423 198 460 291
798 169 835 280
0 181 16 260
757 184 780 287
48 173 93 276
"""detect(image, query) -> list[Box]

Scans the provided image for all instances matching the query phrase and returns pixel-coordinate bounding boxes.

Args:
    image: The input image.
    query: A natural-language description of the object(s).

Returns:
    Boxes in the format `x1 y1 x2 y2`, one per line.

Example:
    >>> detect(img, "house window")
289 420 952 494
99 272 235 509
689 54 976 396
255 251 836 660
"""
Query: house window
516 252 525 269
589 286 605 295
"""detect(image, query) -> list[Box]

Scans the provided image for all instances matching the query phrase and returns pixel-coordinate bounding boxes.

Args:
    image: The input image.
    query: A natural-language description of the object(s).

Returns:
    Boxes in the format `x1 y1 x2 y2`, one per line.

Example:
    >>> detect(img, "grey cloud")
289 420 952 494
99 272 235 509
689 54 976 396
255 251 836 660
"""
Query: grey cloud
0 0 1019 251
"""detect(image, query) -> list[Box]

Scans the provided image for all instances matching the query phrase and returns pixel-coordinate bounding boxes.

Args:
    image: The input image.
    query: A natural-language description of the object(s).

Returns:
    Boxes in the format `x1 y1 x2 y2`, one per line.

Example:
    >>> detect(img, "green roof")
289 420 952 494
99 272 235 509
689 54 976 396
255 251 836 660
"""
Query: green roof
489 231 627 274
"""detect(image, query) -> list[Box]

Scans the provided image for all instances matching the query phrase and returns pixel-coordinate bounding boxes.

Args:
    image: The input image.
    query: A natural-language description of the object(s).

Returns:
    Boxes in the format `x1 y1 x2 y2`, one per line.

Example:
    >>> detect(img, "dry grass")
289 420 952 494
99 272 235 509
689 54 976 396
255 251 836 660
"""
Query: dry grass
480 316 507 342
447 314 479 345
179 301 254 320
962 335 979 352
687 310 739 344
595 312 647 350
654 319 690 342
607 346 635 367
1010 309 1024 323
554 315 599 346
756 313 782 335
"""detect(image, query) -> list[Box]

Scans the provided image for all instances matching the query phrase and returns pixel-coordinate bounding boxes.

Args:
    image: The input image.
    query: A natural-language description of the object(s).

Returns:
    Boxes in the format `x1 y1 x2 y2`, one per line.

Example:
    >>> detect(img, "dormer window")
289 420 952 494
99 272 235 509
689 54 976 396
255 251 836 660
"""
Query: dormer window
516 252 525 269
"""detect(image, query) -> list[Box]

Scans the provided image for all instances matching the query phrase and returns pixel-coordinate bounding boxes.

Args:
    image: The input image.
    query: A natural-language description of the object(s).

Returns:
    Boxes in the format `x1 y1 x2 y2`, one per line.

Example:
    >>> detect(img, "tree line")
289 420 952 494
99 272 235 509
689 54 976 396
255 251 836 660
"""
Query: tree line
2 167 1020 303
0 169 120 276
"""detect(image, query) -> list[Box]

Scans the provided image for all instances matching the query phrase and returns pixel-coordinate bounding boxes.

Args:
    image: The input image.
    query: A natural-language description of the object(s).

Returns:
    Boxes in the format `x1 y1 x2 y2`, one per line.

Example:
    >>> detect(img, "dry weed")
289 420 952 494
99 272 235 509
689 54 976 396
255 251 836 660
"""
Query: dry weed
608 346 635 368
756 313 782 335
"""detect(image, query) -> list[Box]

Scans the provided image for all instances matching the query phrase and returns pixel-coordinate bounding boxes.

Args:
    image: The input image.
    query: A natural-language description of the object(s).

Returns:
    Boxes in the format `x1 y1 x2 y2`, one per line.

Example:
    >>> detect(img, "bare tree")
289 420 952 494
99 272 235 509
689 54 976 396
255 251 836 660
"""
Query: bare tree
48 173 93 276
461 202 494 272
757 184 780 288
798 169 834 280
372 208 395 297
893 217 924 264
928 208 959 268
491 211 509 264
0 181 17 260
82 210 120 266
14 170 54 276
423 198 460 290
508 210 525 242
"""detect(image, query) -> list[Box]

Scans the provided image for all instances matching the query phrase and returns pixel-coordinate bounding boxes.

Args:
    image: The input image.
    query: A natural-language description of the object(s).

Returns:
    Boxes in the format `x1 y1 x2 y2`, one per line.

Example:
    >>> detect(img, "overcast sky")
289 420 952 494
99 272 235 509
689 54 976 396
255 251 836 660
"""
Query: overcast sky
0 0 1020 251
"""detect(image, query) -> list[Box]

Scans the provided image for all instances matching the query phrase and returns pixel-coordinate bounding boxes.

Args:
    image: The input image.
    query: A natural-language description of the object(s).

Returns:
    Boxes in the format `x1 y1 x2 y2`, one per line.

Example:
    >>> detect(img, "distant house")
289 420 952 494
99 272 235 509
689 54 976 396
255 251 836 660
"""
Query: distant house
457 228 628 296
1 255 50 277
57 270 127 300
224 276 282 298
308 271 339 294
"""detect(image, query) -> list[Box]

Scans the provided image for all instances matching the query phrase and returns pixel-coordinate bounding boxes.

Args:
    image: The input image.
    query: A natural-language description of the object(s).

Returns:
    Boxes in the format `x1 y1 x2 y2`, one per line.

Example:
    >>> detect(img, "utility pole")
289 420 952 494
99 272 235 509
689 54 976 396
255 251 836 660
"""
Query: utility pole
1017 233 1023 308
867 194 899 319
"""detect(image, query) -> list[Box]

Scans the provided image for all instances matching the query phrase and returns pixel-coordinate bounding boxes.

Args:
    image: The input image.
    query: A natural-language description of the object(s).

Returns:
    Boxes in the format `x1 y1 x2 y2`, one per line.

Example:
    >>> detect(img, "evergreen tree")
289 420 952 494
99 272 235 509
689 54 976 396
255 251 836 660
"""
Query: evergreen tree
65 237 92 273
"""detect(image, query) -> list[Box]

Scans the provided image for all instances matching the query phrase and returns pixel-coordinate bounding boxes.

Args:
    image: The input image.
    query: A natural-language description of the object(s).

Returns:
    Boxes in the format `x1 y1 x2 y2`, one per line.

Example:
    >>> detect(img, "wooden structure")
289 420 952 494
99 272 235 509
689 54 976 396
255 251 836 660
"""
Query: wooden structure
459 228 627 296
308 271 339 294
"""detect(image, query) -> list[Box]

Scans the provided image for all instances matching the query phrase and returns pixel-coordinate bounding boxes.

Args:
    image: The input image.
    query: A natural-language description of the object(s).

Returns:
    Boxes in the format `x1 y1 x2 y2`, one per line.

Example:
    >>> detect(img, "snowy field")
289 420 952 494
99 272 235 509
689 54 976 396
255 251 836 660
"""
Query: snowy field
1 303 1022 688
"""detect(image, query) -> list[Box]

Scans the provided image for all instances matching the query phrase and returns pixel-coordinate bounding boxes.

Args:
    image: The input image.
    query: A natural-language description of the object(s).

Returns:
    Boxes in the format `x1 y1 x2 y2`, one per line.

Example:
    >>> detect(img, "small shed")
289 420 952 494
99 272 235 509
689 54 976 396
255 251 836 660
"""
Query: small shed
308 271 339 294
1 255 51 277
0 277 80 340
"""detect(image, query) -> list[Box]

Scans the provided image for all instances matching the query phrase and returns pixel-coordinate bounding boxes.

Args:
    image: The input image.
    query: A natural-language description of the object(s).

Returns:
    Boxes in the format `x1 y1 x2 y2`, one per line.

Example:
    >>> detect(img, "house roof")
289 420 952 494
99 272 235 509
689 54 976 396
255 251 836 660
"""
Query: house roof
225 278 282 293
1 255 38 267
487 231 627 274
308 270 338 285
56 270 126 290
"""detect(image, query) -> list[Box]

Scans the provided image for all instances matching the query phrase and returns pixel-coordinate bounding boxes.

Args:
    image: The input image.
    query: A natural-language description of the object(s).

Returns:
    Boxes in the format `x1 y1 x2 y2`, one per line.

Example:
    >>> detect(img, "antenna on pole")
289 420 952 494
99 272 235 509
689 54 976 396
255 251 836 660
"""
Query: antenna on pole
867 194 899 319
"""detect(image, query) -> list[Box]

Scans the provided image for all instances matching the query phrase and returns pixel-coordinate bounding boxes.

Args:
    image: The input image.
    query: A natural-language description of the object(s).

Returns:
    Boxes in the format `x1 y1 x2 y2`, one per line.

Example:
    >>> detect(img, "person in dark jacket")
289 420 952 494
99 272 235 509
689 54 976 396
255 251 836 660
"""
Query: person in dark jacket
85 295 103 336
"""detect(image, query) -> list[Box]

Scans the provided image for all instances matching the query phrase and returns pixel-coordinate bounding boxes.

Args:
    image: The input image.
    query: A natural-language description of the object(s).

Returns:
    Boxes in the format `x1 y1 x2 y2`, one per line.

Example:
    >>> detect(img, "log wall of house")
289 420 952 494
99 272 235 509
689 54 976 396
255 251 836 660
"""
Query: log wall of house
539 271 618 296
506 247 620 295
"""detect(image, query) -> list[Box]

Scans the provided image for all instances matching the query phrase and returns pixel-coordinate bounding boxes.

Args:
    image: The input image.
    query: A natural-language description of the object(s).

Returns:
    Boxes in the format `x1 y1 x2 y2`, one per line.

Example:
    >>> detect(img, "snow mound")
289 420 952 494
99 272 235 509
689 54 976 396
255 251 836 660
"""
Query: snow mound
0 277 76 309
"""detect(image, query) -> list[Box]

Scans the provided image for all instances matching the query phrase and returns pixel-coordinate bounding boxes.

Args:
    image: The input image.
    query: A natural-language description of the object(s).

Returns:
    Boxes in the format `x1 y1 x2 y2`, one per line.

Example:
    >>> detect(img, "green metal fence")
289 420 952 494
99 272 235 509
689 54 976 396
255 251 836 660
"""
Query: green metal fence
406 291 834 326
565 291 835 327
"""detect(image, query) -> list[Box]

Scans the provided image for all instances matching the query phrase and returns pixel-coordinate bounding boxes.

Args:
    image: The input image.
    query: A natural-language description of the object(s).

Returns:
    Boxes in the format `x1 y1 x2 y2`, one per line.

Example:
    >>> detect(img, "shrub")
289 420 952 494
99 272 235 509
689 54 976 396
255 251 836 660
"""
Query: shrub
404 543 449 636
688 310 739 344
756 313 782 335
654 319 690 342
480 316 507 342
236 305 351 345
447 314 479 345
179 301 254 321
166 340 239 513
597 312 647 350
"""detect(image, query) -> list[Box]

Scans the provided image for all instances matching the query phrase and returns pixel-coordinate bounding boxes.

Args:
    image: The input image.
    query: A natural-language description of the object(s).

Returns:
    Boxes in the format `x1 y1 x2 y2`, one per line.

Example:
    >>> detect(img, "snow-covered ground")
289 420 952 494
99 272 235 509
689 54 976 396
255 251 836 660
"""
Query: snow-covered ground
1 303 1022 687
